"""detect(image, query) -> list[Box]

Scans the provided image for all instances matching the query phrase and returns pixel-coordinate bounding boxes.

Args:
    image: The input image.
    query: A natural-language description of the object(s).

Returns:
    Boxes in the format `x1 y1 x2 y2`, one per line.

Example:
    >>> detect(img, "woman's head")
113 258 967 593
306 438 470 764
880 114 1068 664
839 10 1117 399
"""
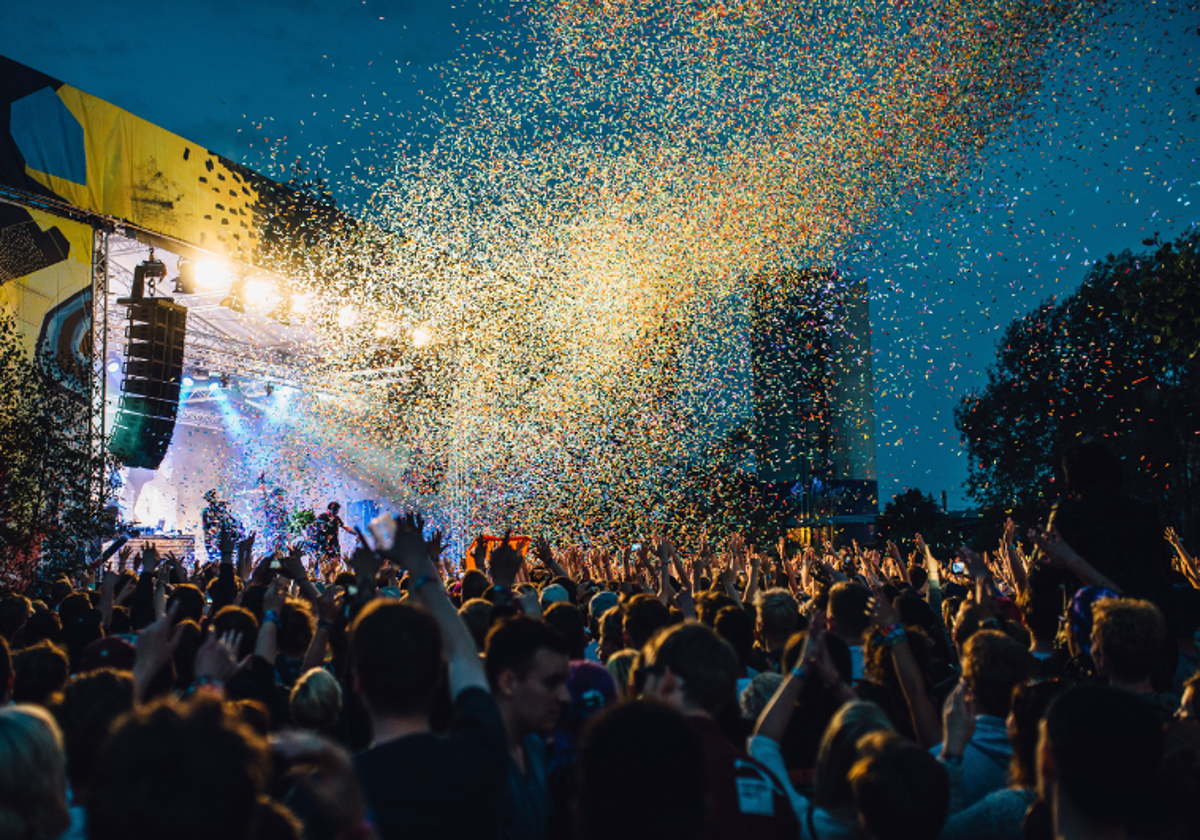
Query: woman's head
813 700 894 815
0 705 70 840
1007 679 1067 787
289 668 343 732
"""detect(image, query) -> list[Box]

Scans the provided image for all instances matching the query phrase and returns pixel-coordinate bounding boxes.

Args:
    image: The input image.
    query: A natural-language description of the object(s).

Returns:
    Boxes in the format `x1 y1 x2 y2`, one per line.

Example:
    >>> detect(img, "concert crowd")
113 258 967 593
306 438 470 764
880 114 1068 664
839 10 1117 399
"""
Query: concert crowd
1 439 1198 840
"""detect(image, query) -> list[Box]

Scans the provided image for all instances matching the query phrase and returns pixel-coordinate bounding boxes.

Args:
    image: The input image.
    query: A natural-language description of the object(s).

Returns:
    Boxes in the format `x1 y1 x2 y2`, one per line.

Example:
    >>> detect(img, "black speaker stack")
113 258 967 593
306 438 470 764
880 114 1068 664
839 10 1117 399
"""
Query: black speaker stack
108 258 188 470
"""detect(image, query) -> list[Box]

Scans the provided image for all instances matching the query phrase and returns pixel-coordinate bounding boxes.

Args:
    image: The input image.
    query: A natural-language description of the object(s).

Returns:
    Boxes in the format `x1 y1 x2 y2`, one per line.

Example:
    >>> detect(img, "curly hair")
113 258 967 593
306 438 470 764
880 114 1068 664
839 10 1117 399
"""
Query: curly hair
1091 598 1167 683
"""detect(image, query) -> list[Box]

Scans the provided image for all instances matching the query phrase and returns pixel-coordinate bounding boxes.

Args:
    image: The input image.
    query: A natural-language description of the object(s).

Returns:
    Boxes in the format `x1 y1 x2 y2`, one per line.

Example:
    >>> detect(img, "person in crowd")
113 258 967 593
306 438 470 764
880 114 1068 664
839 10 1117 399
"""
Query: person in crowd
940 678 1066 840
485 615 571 840
850 730 950 840
755 587 801 672
352 515 509 840
1091 597 1179 719
289 667 343 734
641 620 799 839
0 705 70 840
575 700 708 840
931 629 1035 808
49 668 136 838
1035 683 1164 840
828 582 873 680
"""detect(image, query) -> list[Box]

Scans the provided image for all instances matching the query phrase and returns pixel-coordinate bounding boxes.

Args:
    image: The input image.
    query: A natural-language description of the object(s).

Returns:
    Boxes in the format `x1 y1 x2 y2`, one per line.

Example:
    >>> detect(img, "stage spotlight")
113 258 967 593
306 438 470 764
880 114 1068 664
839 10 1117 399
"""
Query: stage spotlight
106 360 121 373
337 304 358 329
374 319 398 339
173 258 198 294
292 292 315 316
209 381 220 392
182 376 195 387
411 325 434 348
192 260 229 291
244 278 274 307
220 277 247 313
267 299 292 326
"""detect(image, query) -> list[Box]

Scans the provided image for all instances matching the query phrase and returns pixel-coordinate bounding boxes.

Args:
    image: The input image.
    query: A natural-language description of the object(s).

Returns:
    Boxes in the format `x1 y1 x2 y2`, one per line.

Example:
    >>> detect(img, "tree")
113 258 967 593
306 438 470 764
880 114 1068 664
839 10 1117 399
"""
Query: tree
955 231 1200 538
0 309 115 591
877 487 944 546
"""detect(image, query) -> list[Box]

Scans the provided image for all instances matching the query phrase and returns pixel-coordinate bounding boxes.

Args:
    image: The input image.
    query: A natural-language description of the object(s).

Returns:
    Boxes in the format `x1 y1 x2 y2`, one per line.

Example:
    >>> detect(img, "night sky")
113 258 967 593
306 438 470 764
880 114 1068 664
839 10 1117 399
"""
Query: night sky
2 0 1197 510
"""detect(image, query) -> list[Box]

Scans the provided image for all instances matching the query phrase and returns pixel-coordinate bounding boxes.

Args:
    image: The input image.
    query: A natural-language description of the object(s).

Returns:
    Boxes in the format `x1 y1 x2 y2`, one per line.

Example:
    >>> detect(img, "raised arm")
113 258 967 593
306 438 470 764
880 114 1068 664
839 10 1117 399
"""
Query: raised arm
1028 524 1122 593
871 590 942 748
384 514 488 697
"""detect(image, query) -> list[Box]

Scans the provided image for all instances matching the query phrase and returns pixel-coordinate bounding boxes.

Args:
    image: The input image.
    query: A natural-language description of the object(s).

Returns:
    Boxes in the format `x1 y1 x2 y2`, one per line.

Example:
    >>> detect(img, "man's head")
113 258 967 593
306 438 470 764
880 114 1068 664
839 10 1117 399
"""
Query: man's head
88 695 269 840
1037 684 1163 831
829 582 873 644
166 585 206 626
1062 437 1121 497
327 501 341 514
640 621 738 718
485 616 570 737
1091 598 1166 686
50 668 135 796
754 587 800 650
576 700 708 840
349 600 444 722
961 630 1035 718
850 731 950 840
1017 578 1063 644
622 594 672 650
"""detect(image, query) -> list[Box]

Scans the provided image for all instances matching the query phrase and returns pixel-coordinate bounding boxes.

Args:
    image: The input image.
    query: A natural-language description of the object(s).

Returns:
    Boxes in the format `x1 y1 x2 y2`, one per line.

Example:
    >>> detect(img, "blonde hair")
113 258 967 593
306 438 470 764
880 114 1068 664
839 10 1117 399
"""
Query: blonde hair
0 705 70 840
813 700 894 817
289 668 343 731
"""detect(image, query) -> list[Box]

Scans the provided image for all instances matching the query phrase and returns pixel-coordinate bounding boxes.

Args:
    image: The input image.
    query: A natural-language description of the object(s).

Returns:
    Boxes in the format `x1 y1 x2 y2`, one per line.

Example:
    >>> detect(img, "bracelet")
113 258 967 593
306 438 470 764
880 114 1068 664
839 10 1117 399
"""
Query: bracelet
791 663 811 681
940 753 963 767
883 626 908 648
411 574 438 593
263 609 281 627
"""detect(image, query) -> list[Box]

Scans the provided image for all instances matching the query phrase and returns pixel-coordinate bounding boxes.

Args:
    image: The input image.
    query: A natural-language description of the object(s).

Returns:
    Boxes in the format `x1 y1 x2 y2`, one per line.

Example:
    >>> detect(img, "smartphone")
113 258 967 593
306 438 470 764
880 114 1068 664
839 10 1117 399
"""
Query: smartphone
951 561 965 574
270 560 282 570
631 543 642 552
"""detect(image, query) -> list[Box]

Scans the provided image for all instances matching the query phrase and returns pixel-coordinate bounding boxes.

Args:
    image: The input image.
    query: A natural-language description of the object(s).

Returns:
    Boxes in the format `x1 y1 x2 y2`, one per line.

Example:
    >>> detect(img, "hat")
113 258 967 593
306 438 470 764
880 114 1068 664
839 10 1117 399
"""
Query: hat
540 584 569 607
79 636 137 673
588 590 619 620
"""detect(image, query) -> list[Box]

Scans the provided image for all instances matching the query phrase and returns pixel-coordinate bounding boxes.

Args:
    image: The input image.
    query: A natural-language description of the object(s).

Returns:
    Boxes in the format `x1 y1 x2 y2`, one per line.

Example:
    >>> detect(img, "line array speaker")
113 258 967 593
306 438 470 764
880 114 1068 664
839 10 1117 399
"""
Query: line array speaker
108 298 187 470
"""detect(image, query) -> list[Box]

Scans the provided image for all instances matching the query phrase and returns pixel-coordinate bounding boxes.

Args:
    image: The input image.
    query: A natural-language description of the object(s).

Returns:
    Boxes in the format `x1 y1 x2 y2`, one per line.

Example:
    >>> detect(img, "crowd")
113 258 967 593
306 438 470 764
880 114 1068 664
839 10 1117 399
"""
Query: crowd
1 438 1198 840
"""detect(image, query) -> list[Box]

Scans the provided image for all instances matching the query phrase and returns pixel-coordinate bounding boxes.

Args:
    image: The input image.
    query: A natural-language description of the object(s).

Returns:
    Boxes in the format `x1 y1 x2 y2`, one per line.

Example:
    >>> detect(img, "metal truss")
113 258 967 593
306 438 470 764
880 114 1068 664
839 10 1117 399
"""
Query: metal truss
89 226 110 506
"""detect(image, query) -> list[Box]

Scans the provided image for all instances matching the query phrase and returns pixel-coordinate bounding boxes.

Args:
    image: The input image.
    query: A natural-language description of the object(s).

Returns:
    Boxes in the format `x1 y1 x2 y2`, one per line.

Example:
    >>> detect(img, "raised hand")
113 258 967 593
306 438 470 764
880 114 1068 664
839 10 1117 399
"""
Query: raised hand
488 529 524 589
195 630 249 685
941 680 978 760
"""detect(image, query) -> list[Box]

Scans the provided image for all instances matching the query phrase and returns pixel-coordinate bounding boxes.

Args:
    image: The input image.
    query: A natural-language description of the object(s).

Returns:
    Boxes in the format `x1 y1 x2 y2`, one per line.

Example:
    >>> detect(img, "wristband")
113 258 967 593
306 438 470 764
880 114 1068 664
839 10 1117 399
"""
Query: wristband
883 626 907 648
263 609 281 627
791 663 811 681
941 753 963 767
411 574 437 593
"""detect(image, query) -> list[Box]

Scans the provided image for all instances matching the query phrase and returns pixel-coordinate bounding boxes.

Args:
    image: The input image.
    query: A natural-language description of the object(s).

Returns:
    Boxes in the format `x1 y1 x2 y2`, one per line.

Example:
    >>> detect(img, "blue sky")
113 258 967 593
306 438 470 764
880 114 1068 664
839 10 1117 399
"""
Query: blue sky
2 0 1197 510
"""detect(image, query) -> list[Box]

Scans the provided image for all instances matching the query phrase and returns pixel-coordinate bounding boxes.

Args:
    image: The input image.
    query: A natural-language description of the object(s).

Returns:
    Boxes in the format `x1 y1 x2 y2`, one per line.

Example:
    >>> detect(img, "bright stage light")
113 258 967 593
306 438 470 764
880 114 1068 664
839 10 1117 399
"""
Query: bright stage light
244 278 275 307
182 376 195 387
209 381 220 391
411 325 434 348
337 304 358 328
292 292 315 315
192 260 229 292
106 361 120 373
374 320 398 339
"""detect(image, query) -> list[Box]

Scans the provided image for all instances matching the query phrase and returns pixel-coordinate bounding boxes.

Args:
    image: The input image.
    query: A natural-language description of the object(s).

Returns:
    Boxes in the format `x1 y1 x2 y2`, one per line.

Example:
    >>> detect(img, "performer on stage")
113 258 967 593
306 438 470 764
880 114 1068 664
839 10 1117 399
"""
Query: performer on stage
263 486 290 555
311 501 355 564
201 489 241 561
